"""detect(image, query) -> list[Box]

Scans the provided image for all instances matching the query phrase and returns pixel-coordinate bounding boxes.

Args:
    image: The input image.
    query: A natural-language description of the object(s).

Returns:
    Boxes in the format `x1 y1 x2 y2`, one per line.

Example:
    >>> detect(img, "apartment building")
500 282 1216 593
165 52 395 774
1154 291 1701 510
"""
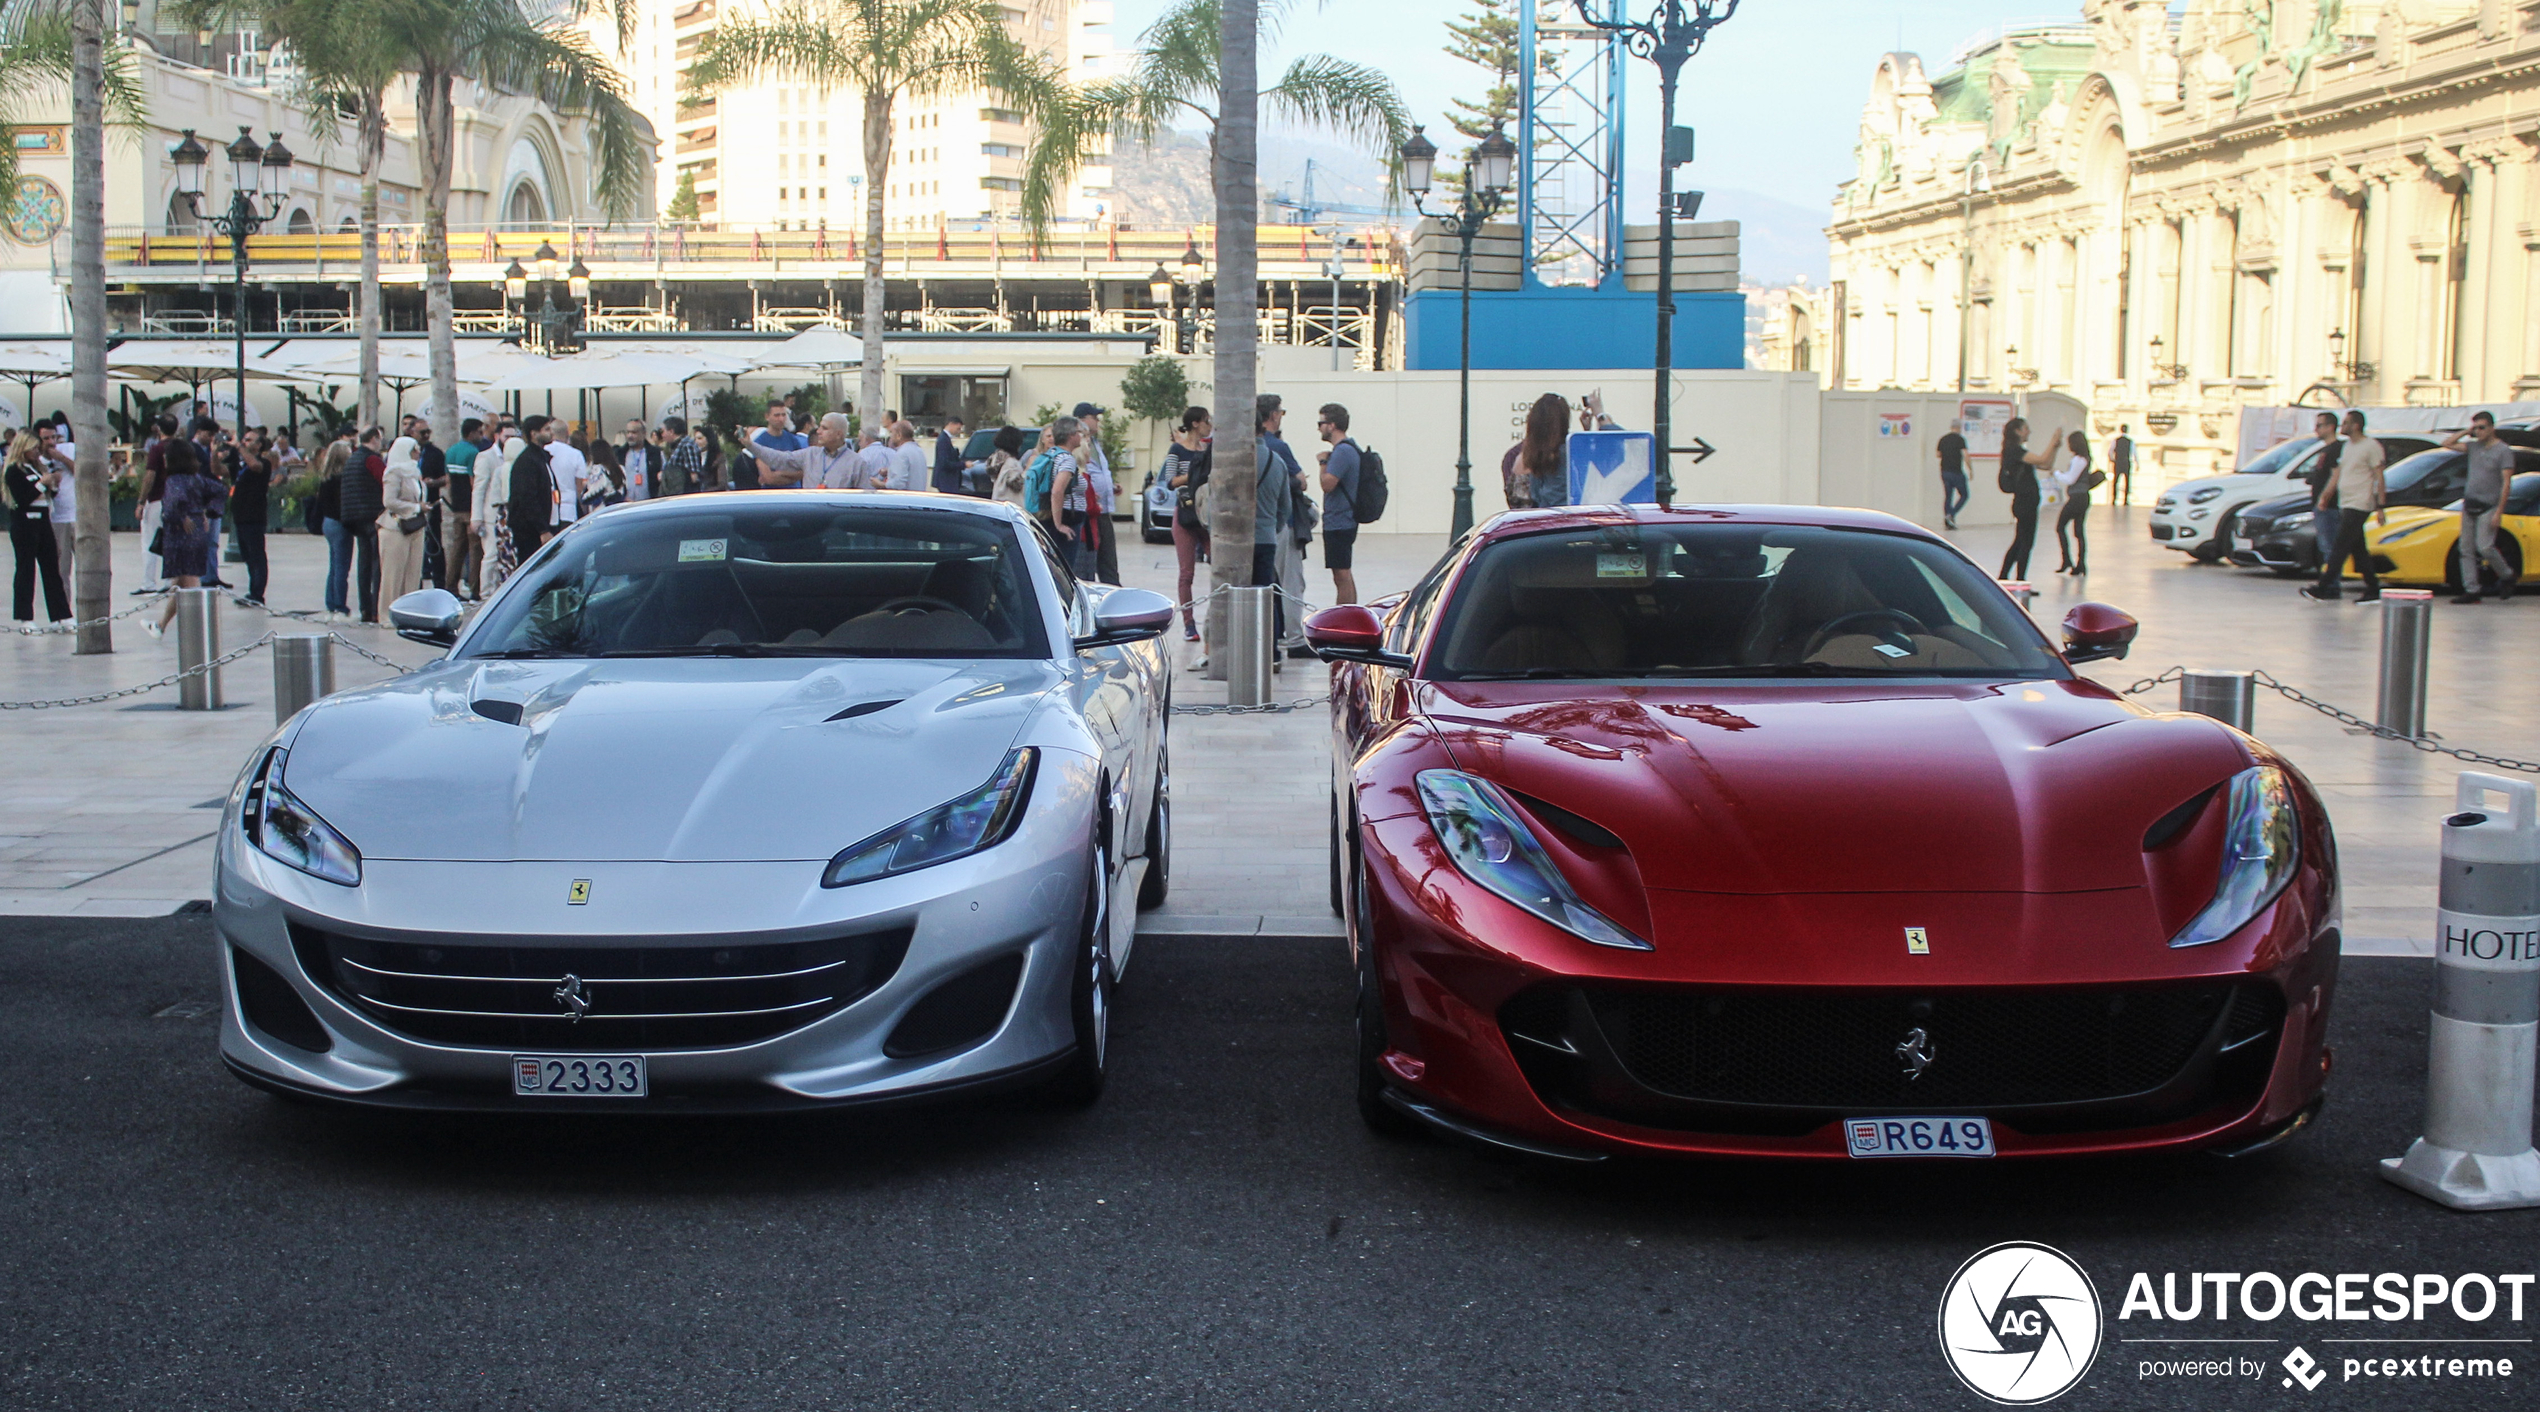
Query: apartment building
613 0 1115 231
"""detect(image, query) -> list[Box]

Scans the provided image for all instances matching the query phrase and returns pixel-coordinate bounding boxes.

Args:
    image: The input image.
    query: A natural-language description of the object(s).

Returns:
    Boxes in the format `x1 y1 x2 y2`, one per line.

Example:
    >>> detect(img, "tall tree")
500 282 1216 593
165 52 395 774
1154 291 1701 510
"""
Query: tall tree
684 0 1053 431
1441 0 1550 177
402 0 645 449
0 5 147 650
1210 0 1255 676
177 0 401 431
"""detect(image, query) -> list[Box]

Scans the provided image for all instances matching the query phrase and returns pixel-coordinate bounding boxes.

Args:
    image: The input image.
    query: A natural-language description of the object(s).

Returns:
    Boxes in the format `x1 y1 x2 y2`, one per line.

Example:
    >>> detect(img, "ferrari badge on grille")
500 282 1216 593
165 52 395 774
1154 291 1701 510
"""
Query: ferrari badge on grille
1905 926 1930 955
567 878 591 905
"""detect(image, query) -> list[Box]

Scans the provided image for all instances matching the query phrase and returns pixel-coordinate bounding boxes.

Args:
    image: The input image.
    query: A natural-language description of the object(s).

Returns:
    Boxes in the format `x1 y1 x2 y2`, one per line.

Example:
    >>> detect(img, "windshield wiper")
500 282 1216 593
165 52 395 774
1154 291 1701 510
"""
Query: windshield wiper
468 646 587 660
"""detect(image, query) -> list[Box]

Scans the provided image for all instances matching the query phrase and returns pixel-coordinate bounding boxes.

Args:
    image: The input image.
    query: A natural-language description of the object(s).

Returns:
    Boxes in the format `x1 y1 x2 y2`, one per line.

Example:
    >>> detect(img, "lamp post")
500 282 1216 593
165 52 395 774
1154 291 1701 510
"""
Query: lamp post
511 239 586 354
1401 121 1515 539
1324 233 1347 373
1955 154 1989 393
170 125 293 436
1575 0 1740 508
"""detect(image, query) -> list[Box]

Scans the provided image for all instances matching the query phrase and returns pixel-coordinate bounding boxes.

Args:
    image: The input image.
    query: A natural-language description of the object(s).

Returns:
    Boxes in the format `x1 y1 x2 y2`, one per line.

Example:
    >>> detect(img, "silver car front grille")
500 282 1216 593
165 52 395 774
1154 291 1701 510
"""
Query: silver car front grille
289 922 912 1051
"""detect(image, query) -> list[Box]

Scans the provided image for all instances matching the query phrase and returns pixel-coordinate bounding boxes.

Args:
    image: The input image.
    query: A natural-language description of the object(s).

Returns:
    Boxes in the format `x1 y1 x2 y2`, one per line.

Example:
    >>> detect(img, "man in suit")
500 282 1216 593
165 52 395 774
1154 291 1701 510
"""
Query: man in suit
508 415 556 565
932 413 969 494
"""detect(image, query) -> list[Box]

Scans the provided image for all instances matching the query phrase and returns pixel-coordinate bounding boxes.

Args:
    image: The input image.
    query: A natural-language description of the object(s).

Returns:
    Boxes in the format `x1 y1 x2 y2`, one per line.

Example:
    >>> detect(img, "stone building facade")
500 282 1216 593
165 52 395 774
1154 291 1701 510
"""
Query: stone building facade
1794 0 2540 487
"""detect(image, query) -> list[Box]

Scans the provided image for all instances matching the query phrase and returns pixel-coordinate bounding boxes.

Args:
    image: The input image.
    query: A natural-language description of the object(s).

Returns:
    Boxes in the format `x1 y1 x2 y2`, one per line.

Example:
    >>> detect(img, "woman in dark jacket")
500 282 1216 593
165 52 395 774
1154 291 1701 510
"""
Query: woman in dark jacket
228 426 275 604
1995 417 2059 581
147 438 220 637
5 430 69 622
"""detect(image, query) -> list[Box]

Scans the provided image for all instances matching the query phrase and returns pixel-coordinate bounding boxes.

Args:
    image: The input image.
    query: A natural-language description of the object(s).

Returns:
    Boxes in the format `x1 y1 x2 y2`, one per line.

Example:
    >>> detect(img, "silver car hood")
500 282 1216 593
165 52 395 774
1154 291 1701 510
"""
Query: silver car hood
282 657 1063 863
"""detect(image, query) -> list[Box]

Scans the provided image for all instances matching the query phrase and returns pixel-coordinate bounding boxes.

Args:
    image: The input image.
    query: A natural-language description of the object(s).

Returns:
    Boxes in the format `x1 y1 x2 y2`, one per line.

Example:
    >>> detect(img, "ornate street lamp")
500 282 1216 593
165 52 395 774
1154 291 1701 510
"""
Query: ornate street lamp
1403 121 1513 538
1574 0 1742 508
173 125 292 437
1146 261 1181 352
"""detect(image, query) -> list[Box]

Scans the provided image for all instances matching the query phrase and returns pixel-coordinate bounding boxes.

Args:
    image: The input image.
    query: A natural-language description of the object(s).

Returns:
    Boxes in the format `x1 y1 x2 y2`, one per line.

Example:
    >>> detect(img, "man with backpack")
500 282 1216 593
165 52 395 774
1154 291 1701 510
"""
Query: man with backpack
1316 402 1365 605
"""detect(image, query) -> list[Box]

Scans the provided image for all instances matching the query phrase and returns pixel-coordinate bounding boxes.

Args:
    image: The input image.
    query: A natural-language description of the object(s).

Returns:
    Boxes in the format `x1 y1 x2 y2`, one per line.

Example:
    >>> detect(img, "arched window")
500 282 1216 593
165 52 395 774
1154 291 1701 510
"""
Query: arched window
164 191 196 236
504 180 548 227
286 207 314 235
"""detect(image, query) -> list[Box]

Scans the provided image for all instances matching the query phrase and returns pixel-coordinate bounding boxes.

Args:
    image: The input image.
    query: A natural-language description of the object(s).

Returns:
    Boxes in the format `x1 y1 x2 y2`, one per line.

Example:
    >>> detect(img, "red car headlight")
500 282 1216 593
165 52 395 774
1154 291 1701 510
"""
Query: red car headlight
1415 769 1650 951
2169 765 2301 948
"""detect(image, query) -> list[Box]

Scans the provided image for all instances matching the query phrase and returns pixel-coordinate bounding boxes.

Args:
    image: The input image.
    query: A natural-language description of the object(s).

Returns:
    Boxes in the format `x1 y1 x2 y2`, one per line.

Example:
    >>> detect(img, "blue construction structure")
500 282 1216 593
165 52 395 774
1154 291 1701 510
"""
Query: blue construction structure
1401 0 1744 372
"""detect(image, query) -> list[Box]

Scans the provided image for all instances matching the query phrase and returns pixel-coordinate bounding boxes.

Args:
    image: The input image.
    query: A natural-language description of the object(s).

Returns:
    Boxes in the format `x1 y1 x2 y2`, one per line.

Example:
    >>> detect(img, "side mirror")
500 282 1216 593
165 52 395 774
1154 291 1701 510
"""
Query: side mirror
388 588 464 647
1304 604 1413 669
1074 586 1174 649
2062 601 2138 664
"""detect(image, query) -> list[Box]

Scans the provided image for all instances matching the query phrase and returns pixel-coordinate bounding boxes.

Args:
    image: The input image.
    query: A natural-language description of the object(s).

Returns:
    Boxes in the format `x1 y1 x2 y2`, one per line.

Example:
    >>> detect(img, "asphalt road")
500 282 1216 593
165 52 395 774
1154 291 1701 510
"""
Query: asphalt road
1 917 2532 1411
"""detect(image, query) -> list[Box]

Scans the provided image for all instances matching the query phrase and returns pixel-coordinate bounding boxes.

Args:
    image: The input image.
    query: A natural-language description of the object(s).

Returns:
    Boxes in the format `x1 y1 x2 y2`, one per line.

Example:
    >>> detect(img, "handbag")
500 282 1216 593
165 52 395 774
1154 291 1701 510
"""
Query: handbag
2080 468 2108 493
2463 494 2496 517
146 526 163 556
396 512 427 534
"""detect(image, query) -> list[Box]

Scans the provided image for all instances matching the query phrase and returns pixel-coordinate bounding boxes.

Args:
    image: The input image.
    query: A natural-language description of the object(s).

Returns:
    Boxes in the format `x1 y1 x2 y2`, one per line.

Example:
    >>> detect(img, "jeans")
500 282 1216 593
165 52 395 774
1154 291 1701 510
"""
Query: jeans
2316 508 2380 597
321 517 352 614
203 515 225 586
10 516 69 620
2055 493 2090 572
2459 504 2513 594
2312 505 2337 568
1940 471 1969 522
1251 541 1285 643
444 510 478 597
351 521 381 620
235 518 268 602
1998 504 2039 580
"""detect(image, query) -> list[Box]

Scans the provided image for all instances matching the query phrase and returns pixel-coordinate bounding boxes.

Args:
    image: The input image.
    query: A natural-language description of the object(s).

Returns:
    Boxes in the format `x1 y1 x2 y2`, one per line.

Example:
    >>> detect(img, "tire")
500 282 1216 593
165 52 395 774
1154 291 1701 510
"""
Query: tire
1351 838 1421 1139
2190 510 2235 563
2449 534 2524 595
1328 787 1345 919
1043 844 1112 1108
1136 748 1169 911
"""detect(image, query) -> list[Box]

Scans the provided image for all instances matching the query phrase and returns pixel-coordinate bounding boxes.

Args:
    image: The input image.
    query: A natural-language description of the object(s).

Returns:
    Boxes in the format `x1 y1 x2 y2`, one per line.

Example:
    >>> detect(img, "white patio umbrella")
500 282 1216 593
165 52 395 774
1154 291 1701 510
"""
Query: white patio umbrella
753 327 864 370
0 342 71 428
107 339 300 384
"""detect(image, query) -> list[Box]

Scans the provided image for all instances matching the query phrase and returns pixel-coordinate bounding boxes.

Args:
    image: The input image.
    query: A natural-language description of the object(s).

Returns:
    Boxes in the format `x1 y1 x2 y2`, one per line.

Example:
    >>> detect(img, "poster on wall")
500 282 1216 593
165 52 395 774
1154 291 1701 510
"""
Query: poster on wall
1955 398 2015 457
1566 430 1656 506
1876 410 1913 440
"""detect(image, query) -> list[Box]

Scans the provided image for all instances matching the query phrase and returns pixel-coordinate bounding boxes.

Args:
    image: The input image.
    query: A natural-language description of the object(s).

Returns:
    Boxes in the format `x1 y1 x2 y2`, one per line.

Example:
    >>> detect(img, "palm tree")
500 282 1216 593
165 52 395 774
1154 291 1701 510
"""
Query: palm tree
394 0 646 448
684 0 1054 430
1015 0 1407 236
176 0 401 430
1019 0 1402 661
1 4 147 650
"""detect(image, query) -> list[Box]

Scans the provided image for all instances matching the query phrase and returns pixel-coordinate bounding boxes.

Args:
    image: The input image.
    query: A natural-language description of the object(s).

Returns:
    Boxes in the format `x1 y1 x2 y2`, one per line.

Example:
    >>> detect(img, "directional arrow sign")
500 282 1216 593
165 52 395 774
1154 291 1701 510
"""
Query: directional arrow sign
1672 438 1717 463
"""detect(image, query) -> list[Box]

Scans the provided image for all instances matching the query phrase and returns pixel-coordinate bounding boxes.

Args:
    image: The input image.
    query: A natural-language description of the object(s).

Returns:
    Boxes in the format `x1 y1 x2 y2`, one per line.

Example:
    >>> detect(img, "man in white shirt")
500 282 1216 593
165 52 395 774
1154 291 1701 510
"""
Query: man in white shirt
546 433 589 525
2305 409 2385 603
42 421 76 584
742 412 877 489
887 421 929 492
856 424 894 487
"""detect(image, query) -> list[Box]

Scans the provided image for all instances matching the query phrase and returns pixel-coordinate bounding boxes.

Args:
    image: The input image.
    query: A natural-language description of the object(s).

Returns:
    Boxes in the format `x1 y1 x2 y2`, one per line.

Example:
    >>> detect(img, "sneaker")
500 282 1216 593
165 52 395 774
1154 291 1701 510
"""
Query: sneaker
2355 591 2381 603
2298 586 2339 603
142 620 162 639
1943 517 1958 529
1183 626 1199 642
2451 593 2483 605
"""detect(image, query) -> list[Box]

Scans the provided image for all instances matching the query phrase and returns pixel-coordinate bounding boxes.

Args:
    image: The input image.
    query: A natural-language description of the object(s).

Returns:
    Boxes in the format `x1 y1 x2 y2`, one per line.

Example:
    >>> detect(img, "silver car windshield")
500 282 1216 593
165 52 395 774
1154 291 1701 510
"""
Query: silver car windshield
1429 523 2067 680
462 504 1051 660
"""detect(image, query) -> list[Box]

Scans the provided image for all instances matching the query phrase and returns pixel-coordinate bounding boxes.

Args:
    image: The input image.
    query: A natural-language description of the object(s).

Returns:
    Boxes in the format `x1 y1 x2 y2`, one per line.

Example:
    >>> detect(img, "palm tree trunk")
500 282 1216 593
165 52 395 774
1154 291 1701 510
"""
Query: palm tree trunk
416 64 458 448
357 91 385 430
68 0 109 653
1205 0 1260 677
858 87 892 432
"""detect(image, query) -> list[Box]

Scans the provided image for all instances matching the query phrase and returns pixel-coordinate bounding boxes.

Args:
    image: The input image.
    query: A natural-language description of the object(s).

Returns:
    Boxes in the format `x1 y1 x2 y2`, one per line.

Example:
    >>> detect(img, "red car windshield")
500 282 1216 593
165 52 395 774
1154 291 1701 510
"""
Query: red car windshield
1427 522 2067 680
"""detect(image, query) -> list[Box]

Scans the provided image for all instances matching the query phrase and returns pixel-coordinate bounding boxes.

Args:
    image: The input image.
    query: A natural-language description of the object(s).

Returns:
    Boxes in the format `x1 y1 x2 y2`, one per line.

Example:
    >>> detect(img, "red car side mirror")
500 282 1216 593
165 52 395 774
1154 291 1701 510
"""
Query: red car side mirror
1304 604 1413 669
2062 602 2138 664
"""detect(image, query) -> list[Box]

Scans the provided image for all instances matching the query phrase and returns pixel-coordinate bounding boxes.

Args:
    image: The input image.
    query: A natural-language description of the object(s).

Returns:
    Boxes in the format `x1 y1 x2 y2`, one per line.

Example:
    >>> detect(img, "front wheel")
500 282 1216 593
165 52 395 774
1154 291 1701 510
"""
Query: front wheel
1352 843 1420 1139
2189 512 2236 563
1043 845 1112 1108
1136 749 1170 911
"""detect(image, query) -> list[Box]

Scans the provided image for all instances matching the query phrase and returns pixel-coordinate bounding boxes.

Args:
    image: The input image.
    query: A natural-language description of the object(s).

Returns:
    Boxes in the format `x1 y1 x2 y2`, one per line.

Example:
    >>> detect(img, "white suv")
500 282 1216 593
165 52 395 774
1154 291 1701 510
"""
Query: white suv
2150 433 2434 562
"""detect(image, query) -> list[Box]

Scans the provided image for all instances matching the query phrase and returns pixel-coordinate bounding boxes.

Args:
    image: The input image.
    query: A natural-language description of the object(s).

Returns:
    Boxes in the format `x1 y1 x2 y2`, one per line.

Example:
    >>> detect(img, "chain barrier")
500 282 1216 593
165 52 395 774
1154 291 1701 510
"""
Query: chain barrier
3 596 164 637
2113 664 2540 774
0 632 281 711
1173 693 1331 718
325 632 417 674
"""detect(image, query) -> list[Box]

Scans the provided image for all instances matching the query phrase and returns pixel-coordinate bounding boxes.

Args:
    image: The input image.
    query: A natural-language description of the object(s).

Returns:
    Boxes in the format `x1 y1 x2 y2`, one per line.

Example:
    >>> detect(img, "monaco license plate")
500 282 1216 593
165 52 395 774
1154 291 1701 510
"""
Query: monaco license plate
1845 1116 1995 1158
513 1054 646 1098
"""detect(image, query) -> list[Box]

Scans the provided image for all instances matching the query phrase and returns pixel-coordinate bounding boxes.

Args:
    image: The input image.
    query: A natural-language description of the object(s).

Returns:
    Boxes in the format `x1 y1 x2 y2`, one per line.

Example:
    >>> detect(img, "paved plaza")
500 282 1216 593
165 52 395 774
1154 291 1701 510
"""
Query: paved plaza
3 504 2529 951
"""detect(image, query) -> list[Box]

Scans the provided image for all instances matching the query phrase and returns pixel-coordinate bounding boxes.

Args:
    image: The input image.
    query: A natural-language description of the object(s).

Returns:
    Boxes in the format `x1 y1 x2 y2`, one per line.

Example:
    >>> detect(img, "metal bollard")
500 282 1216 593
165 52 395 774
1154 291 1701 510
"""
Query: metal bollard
2177 670 2256 732
174 586 222 711
2380 773 2540 1210
2377 588 2434 738
271 634 335 725
1224 585 1274 708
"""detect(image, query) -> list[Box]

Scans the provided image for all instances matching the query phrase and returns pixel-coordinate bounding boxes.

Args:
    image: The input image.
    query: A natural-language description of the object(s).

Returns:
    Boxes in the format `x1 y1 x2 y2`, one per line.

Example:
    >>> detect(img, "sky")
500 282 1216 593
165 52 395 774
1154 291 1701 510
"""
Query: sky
1105 0 2059 275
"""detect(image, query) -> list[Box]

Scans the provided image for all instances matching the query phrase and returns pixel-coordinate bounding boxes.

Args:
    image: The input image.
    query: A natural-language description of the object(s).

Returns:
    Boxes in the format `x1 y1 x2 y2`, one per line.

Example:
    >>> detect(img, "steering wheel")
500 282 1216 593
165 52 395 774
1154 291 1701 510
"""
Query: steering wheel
871 595 963 617
1799 608 1928 661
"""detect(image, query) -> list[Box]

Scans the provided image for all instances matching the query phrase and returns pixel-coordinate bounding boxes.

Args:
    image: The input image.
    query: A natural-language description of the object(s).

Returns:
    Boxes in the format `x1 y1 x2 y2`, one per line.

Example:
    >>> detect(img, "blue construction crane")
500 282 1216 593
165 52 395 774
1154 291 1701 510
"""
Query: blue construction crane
1518 1 1628 287
1266 159 1401 225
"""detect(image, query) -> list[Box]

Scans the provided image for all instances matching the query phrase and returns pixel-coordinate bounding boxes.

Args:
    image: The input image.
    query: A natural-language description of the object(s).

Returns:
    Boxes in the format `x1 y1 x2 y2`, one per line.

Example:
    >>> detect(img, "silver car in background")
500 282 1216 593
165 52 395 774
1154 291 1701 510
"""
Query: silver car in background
216 493 1174 1113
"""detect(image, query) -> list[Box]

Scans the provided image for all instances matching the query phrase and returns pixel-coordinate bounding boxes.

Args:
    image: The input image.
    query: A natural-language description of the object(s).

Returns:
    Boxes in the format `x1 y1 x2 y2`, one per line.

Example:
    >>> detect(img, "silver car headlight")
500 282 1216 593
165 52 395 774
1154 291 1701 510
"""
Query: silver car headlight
1415 769 1648 951
824 747 1038 887
241 748 362 887
2170 766 2300 948
2189 487 2223 504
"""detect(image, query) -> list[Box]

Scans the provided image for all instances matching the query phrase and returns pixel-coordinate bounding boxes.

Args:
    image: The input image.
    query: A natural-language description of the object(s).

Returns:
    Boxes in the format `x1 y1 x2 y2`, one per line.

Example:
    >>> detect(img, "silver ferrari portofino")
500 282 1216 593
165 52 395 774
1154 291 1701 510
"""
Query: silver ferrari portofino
216 493 1175 1112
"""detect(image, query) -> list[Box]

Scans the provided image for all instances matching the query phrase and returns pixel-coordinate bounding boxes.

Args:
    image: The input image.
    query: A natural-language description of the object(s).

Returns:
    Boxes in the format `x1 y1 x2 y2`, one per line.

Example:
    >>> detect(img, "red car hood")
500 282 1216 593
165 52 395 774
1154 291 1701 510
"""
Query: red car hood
1417 679 2251 896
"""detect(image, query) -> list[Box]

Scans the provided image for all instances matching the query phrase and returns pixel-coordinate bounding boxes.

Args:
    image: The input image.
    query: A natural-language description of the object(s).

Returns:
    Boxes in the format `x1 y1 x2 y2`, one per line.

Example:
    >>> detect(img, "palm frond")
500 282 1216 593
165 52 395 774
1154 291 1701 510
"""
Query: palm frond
1265 55 1409 192
0 11 149 193
463 12 646 218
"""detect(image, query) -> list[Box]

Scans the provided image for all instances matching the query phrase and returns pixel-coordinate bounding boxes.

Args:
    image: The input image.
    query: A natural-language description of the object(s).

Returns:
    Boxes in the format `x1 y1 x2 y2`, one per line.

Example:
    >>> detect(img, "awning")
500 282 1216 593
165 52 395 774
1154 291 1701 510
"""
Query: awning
480 349 720 392
108 340 302 383
753 327 864 370
894 365 1012 377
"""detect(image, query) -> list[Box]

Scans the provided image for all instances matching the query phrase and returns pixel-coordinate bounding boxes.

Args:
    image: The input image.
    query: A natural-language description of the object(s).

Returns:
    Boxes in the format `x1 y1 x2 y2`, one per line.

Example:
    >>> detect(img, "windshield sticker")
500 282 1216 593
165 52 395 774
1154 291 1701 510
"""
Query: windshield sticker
1872 643 1912 658
1596 552 1646 578
678 538 729 563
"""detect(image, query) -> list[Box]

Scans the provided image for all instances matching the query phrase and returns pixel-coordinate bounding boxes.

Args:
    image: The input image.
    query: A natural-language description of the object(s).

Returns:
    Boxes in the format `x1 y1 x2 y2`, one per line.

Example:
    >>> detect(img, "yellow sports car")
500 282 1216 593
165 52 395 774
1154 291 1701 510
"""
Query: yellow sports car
2359 470 2540 592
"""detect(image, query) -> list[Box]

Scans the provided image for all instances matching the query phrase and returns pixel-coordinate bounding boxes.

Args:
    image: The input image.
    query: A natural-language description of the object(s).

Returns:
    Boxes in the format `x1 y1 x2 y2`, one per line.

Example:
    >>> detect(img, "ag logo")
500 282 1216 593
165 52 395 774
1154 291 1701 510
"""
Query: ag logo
1937 1241 2102 1404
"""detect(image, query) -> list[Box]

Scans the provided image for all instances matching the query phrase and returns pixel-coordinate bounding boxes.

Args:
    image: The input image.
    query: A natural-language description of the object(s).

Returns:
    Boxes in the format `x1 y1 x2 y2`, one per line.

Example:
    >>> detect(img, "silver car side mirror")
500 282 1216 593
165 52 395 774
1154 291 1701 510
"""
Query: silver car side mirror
1074 587 1174 650
389 588 464 647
